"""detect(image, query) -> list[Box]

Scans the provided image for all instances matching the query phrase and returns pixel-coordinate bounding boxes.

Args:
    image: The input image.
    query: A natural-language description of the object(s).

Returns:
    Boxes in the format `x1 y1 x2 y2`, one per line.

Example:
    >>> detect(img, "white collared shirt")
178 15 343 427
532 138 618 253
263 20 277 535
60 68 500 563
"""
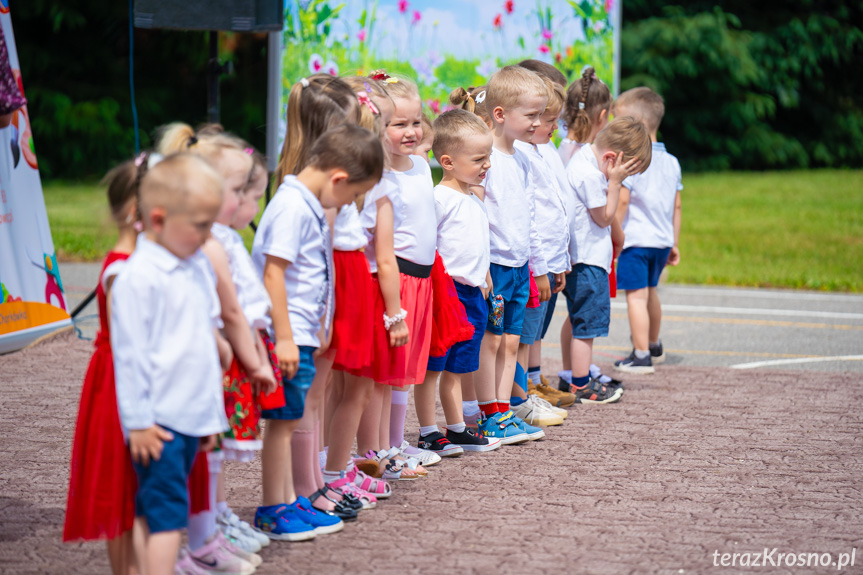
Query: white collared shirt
539 142 577 267
211 222 272 331
621 142 682 249
252 175 329 348
481 147 547 274
333 202 368 251
359 156 436 271
566 144 613 272
111 235 227 437
515 141 570 274
434 184 490 287
558 138 584 167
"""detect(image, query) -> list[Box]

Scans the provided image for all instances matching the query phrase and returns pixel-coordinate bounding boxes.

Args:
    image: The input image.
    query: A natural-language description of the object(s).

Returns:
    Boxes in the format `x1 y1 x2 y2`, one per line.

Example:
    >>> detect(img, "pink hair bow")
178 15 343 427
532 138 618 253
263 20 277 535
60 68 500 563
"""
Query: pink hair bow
357 92 380 115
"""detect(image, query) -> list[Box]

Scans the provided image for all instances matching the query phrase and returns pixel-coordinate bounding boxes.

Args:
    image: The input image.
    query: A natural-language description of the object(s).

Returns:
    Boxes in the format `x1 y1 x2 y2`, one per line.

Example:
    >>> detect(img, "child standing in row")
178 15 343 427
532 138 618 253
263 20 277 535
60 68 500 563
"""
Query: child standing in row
562 118 652 403
612 87 683 374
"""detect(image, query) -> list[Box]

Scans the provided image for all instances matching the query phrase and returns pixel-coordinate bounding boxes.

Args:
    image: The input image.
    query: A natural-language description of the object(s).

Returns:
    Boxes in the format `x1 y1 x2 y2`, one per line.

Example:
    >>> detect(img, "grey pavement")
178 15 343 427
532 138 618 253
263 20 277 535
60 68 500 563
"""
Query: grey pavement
58 262 863 373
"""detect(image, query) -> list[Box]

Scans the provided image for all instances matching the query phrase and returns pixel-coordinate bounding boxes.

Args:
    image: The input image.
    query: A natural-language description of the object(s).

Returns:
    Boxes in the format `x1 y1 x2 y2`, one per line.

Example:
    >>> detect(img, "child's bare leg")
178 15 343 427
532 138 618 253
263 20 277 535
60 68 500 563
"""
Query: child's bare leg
461 373 477 402
145 529 182 575
476 332 501 405
262 418 299 505
647 287 662 344
356 381 383 456
496 333 521 404
415 370 439 428
625 288 650 351
293 356 333 509
439 371 464 425
510 342 529 400
528 340 542 371
324 370 346 446
326 373 375 472
132 519 147 575
106 531 135 575
379 384 392 449
570 337 594 383
560 317 572 370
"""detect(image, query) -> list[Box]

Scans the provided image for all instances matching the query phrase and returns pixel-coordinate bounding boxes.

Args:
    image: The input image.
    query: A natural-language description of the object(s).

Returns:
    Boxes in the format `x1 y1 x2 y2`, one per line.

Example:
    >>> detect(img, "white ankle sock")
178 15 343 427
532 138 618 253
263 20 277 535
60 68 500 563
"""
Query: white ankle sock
527 369 542 386
446 422 466 433
634 349 650 359
419 424 438 436
322 469 343 482
462 400 479 415
216 501 229 515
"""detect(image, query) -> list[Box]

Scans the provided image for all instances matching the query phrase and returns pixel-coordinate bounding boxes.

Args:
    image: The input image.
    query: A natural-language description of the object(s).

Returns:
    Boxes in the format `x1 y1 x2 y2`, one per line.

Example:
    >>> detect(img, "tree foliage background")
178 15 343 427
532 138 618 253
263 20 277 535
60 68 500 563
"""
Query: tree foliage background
13 0 863 179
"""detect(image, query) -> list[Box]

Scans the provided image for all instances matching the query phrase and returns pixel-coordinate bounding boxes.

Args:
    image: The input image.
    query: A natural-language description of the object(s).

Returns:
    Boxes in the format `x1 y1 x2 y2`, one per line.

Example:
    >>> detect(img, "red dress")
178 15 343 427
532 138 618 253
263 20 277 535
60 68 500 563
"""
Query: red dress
63 252 137 541
428 252 475 357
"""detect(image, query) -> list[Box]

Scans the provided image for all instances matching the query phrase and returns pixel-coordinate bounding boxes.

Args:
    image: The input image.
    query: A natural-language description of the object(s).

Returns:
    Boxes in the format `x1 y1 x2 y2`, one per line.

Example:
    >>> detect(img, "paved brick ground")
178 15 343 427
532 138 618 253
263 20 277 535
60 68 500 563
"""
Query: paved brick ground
2 330 862 574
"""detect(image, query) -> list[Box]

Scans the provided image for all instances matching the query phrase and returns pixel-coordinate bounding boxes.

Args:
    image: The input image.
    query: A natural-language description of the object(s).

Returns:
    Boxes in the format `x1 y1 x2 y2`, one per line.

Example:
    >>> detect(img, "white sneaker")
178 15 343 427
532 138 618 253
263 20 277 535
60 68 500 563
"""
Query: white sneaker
176 548 210 575
218 509 270 548
512 395 564 426
396 439 442 466
190 532 256 575
221 523 262 554
216 531 262 568
532 394 568 420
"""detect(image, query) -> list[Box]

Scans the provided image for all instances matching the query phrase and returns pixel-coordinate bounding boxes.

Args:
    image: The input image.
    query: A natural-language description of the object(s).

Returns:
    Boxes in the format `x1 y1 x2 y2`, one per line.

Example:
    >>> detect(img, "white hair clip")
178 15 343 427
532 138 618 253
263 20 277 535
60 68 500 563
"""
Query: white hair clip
578 102 585 110
147 153 164 169
475 90 486 104
300 78 310 88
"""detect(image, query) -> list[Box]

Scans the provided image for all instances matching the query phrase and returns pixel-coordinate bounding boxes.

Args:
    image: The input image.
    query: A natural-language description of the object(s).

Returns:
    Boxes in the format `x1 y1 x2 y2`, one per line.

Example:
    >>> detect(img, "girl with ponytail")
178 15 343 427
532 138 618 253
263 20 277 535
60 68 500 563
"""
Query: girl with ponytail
559 67 612 166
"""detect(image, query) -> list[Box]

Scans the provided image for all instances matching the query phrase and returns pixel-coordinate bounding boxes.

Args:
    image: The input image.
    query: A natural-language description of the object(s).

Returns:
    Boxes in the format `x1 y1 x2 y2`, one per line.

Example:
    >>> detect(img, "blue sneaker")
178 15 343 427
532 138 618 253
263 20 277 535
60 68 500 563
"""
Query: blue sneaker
287 497 344 535
478 411 529 445
509 413 546 441
254 504 316 542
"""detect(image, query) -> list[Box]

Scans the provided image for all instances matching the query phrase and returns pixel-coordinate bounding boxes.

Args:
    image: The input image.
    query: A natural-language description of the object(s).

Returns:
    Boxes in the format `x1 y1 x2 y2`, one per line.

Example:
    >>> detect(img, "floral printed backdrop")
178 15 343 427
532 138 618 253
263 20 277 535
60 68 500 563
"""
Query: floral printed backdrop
281 0 617 121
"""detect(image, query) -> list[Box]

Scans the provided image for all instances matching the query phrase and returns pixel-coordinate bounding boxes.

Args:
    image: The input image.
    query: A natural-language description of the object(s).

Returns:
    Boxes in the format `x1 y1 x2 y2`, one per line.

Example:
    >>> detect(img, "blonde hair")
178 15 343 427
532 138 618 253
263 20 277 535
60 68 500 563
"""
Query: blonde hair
102 155 146 222
275 74 361 185
518 59 567 87
544 78 566 117
371 70 420 102
449 85 492 128
420 112 433 140
431 109 490 162
139 153 223 218
563 66 612 143
343 76 393 137
485 65 547 115
614 87 665 133
594 116 652 174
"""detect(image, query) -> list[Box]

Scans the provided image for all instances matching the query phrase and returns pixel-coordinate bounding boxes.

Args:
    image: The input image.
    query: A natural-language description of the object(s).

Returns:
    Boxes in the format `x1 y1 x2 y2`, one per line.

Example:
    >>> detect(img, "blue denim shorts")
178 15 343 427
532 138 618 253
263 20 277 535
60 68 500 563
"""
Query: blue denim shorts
520 272 555 345
261 345 316 420
132 427 199 534
562 264 610 339
486 262 530 336
427 283 487 374
617 247 672 290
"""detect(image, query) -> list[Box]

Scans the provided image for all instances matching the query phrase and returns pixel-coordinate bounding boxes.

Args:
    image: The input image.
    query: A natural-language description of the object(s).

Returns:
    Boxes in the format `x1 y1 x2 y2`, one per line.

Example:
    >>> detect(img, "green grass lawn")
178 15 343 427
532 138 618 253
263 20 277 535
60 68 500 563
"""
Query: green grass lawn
43 169 863 292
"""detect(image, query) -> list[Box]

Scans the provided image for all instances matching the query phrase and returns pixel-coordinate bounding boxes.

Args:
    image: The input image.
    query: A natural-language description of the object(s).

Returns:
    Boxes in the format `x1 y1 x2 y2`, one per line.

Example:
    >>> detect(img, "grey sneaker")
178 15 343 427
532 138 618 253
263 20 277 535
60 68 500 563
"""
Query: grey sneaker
614 350 655 374
650 342 666 364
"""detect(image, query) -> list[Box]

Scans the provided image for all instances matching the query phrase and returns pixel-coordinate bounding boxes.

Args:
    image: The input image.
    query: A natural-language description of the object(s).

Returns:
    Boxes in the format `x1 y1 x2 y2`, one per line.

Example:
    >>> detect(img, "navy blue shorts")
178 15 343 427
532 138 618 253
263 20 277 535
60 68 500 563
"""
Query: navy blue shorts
427 282 487 374
261 345 316 420
486 262 530 336
132 427 199 534
520 272 556 344
562 264 610 339
617 247 672 291
540 288 558 339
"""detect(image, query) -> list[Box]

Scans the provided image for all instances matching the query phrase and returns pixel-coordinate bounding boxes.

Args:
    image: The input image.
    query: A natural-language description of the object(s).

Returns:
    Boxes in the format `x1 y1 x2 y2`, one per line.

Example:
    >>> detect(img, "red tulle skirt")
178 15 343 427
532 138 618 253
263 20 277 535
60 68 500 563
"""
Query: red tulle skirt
428 253 475 357
63 339 137 541
359 272 433 385
331 250 375 372
188 452 210 514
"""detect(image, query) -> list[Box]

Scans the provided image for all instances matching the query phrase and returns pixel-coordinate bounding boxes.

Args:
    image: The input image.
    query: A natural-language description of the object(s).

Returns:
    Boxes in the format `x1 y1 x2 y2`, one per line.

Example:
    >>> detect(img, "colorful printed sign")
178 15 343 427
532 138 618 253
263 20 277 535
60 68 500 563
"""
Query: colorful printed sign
280 0 618 132
0 8 70 354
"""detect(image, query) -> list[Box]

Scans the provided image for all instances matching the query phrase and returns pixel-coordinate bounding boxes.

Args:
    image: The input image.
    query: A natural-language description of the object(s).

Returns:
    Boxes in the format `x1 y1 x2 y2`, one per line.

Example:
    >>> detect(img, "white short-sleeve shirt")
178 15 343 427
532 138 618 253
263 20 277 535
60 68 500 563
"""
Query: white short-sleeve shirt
252 176 330 348
211 222 271 331
434 184 490 287
621 142 682 249
359 156 436 271
566 144 613 272
333 202 368 252
111 235 227 437
539 142 577 267
515 141 570 274
558 138 584 167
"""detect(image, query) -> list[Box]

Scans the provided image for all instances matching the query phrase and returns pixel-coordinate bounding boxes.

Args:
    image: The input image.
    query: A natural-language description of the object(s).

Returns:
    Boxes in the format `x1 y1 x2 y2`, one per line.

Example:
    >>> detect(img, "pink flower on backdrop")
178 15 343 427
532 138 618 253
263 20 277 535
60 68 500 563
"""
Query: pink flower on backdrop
593 20 606 33
412 10 421 25
605 0 613 13
308 53 324 73
357 29 367 42
493 13 503 28
504 0 514 14
542 28 553 40
426 99 441 115
398 0 409 14
555 52 562 63
538 44 550 54
323 61 339 76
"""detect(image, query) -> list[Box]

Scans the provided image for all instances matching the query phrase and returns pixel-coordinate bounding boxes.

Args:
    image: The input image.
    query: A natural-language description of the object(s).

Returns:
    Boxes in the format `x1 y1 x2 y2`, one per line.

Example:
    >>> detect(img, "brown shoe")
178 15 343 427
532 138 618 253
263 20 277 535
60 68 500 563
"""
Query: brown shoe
532 378 576 408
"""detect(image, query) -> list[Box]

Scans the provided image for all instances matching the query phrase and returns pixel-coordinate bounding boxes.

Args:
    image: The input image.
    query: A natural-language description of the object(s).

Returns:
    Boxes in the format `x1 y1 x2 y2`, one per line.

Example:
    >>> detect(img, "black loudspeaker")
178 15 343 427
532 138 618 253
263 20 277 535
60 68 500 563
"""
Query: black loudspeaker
134 0 284 32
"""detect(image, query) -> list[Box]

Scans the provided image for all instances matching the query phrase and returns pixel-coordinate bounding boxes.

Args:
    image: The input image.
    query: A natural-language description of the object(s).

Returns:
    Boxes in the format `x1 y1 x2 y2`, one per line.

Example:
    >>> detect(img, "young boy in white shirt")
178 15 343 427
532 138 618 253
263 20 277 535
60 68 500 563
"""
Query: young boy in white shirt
111 153 228 575
612 87 683 374
563 117 652 403
475 65 548 443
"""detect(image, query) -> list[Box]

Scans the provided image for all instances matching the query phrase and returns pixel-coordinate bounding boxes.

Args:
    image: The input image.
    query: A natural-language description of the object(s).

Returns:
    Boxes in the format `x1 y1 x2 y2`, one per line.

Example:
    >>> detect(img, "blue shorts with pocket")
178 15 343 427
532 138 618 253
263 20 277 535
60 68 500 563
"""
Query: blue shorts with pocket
540 288 558 339
132 427 199 534
486 262 530 336
616 247 672 291
561 264 610 339
520 272 555 344
261 345 316 420
427 282 487 374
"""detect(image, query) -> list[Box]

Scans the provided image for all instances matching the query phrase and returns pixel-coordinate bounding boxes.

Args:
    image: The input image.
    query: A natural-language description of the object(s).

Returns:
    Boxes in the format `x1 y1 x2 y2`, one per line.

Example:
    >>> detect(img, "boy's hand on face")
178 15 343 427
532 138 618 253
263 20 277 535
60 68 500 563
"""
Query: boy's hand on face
553 273 566 294
275 339 300 380
129 425 174 467
667 246 681 266
608 152 642 184
535 274 551 302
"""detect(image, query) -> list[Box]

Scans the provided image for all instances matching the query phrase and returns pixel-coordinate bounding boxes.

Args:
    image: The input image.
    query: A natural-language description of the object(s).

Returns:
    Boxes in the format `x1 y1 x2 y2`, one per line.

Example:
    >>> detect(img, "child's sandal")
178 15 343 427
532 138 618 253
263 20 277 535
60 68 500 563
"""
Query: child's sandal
354 451 382 478
309 488 359 521
327 476 377 510
380 448 419 481
346 467 392 499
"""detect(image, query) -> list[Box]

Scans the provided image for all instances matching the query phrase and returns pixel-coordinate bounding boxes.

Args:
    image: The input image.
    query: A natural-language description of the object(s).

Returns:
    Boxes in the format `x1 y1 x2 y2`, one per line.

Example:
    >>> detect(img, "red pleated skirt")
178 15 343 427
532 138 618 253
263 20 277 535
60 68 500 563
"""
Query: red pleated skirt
428 253 475 357
63 339 137 541
331 250 376 372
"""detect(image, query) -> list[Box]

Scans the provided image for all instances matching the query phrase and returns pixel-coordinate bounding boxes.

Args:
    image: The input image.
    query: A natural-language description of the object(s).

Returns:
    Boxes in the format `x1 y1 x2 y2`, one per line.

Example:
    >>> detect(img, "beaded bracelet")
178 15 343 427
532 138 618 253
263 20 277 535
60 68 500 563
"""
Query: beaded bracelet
383 309 408 331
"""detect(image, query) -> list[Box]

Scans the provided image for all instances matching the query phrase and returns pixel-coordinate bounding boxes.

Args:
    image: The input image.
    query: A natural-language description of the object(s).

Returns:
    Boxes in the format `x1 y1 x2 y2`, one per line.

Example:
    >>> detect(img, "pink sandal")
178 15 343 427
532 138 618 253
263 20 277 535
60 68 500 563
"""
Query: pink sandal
346 466 392 499
327 475 377 509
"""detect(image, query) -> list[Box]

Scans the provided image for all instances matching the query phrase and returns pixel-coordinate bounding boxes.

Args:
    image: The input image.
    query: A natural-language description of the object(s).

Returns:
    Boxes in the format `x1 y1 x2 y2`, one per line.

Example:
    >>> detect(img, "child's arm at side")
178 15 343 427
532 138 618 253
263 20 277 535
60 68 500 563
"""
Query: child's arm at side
374 196 409 348
668 190 682 266
263 254 300 379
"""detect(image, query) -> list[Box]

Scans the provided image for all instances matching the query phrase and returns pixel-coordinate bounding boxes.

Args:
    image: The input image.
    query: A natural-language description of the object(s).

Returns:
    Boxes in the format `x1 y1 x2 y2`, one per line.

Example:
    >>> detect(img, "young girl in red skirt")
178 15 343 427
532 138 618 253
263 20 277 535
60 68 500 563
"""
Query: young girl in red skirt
63 155 145 575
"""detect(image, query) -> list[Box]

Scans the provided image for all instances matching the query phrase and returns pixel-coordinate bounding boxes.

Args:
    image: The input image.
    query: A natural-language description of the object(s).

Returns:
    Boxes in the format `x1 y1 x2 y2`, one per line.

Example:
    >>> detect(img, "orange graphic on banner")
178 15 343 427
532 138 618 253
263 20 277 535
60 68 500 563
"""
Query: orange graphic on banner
0 300 70 336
